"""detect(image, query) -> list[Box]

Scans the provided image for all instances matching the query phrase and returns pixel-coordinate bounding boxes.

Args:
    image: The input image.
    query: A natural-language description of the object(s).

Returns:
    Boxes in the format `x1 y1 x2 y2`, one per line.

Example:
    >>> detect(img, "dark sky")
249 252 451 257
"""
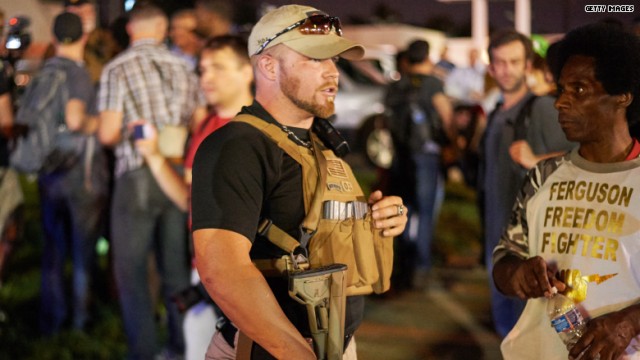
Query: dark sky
261 0 638 35
146 0 638 36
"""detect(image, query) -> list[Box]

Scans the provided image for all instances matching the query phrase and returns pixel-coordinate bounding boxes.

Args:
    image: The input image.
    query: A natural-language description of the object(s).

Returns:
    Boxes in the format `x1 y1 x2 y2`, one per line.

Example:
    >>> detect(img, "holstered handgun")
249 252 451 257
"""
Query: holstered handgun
288 263 347 360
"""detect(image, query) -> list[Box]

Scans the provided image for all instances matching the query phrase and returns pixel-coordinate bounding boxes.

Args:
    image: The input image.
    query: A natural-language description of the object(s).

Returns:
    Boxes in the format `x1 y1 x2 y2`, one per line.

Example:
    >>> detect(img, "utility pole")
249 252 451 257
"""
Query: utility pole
471 0 489 50
514 0 531 35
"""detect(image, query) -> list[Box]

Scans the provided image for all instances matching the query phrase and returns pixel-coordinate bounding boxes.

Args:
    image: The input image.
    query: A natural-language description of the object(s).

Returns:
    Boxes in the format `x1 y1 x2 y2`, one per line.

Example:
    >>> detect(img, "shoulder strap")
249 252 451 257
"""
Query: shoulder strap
303 131 328 234
234 114 305 164
234 114 329 251
513 95 538 141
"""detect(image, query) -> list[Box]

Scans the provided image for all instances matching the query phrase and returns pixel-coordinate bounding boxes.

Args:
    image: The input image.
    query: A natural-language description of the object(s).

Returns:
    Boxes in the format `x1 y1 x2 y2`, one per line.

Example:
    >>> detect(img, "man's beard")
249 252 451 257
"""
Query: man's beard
500 74 527 94
280 70 335 119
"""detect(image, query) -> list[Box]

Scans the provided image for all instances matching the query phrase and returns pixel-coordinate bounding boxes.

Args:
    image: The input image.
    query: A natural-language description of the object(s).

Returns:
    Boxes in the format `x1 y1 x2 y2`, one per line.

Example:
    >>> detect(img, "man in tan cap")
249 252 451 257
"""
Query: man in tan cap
191 4 408 360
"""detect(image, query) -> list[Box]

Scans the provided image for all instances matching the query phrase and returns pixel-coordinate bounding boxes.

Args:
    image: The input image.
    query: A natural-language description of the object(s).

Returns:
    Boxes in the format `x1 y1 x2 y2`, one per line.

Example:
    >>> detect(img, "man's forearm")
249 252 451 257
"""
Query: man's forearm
0 93 13 128
194 231 315 359
205 264 315 359
98 110 124 146
145 154 188 211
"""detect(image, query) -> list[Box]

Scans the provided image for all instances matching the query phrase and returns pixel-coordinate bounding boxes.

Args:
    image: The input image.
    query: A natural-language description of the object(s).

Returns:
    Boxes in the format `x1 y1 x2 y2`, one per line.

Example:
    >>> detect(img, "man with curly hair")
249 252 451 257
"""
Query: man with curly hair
492 22 640 360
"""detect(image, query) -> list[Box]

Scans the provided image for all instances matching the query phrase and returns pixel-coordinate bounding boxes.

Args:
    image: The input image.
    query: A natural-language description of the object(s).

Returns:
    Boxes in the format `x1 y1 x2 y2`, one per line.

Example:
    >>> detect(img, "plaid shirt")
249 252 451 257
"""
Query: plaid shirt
98 39 204 177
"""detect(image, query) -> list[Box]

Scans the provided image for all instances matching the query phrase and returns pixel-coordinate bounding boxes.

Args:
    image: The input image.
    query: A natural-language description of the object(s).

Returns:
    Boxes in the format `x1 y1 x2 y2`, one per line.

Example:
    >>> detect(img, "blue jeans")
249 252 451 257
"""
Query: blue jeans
487 272 526 338
111 167 190 359
38 163 107 335
405 152 444 272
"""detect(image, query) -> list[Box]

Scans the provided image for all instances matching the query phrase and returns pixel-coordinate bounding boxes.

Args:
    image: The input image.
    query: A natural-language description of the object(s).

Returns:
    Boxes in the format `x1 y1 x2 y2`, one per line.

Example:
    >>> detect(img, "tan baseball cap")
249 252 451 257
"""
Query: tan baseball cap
248 5 364 60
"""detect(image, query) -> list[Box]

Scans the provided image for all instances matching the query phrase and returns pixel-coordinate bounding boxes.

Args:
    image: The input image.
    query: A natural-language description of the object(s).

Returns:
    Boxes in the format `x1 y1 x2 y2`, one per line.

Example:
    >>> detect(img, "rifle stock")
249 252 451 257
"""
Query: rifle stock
288 263 347 360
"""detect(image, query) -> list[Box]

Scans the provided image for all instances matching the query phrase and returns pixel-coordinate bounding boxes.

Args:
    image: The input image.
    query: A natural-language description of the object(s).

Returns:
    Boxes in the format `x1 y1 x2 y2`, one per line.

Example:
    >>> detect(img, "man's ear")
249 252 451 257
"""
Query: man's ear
617 92 633 108
256 54 277 81
241 63 254 83
524 59 533 74
487 63 496 78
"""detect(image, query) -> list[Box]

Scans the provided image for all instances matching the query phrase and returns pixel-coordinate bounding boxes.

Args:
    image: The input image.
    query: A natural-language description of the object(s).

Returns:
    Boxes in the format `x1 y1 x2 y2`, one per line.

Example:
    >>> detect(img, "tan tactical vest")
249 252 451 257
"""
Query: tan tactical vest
235 115 394 296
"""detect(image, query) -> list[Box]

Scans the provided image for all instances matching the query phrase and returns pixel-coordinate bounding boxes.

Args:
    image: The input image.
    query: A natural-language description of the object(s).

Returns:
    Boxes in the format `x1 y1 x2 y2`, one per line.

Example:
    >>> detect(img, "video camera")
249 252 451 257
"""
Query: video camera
5 16 31 52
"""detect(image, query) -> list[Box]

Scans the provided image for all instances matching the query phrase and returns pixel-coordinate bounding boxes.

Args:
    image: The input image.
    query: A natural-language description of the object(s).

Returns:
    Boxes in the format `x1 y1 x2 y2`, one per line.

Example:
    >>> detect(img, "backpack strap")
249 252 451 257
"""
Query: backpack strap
513 95 538 141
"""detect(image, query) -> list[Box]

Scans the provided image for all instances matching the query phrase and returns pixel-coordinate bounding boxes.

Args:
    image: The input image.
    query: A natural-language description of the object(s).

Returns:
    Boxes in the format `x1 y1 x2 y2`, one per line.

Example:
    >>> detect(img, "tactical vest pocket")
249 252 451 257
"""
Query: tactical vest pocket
309 218 358 287
371 230 394 294
310 216 391 293
352 217 380 286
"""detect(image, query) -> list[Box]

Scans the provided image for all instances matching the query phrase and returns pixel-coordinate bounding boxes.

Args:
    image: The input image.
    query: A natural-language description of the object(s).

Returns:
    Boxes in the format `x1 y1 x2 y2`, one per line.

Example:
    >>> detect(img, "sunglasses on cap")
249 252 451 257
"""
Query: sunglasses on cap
254 14 343 56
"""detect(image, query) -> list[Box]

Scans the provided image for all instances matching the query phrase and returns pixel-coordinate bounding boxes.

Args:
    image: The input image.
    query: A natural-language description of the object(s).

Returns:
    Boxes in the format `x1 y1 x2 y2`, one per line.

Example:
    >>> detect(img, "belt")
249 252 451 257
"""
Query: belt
218 320 237 348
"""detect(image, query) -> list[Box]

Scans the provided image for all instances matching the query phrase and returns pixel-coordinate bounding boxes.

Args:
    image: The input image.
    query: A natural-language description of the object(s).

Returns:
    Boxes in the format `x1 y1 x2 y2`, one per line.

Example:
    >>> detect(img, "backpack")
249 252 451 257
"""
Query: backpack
10 59 84 174
385 74 447 153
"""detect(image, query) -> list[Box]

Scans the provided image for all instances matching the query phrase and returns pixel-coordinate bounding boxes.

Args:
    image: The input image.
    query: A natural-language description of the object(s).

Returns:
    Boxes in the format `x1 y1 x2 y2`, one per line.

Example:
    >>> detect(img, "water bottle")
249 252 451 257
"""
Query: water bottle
547 287 586 350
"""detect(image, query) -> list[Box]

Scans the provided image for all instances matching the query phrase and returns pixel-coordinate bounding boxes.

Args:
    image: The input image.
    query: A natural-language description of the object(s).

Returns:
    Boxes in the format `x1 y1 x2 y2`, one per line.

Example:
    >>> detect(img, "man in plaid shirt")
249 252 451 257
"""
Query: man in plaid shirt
97 3 206 359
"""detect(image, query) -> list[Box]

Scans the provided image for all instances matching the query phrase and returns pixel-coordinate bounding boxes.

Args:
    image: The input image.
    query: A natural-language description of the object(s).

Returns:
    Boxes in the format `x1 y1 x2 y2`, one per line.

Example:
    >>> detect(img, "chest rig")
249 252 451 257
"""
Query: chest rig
235 115 394 296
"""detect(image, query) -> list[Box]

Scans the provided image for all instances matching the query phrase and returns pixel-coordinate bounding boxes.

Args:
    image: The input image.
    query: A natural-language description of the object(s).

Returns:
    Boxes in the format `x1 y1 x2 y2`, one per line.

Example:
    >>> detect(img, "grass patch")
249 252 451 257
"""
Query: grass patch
434 181 482 263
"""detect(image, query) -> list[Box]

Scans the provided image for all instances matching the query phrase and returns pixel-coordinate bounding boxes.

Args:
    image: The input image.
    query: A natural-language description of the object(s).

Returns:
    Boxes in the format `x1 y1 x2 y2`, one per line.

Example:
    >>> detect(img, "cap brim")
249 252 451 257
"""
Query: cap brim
284 34 364 61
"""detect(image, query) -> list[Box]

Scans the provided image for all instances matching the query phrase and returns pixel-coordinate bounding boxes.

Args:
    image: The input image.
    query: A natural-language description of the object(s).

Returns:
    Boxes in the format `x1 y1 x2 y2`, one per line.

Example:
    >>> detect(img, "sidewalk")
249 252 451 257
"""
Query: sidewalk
356 266 503 360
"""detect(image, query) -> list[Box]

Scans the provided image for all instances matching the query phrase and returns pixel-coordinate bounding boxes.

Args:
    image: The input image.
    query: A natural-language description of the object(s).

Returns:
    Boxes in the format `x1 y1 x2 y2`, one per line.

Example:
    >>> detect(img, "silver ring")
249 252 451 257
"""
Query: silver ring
397 204 405 216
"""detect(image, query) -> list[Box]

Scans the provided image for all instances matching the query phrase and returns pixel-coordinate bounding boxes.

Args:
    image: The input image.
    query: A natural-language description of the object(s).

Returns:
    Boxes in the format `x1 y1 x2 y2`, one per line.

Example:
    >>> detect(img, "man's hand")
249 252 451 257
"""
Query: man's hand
369 190 408 237
1 124 29 138
493 255 565 299
558 269 589 303
132 122 160 159
570 305 640 360
509 140 537 169
509 140 567 170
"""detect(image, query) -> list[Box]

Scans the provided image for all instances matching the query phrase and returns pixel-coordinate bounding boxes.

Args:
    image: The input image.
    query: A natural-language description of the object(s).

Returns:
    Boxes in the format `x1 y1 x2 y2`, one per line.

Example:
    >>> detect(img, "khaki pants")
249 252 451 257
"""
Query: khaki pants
205 331 358 360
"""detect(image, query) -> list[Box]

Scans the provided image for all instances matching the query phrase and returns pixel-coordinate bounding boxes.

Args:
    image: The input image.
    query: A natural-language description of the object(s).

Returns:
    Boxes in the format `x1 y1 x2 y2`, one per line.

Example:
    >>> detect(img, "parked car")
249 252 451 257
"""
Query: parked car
333 50 396 168
333 24 447 169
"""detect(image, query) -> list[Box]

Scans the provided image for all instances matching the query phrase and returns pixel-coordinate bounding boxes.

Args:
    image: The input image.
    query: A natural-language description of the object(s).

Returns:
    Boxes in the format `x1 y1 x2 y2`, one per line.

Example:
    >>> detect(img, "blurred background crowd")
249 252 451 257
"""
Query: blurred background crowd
1 0 639 359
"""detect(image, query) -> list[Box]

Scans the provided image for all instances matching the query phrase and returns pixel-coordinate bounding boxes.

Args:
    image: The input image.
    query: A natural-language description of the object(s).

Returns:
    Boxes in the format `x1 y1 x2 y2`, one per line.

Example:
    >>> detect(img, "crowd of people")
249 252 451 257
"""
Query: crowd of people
1 1 640 360
0 1 252 359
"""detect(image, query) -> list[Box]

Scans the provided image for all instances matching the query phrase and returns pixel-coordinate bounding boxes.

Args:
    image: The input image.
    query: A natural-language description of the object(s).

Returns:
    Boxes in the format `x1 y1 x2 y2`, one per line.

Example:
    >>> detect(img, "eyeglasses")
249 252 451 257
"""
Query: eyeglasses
253 14 343 56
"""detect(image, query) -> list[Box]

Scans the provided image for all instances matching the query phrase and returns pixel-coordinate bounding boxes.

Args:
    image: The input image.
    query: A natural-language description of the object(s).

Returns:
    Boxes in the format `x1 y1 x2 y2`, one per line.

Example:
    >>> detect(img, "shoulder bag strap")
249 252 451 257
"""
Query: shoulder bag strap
513 95 538 141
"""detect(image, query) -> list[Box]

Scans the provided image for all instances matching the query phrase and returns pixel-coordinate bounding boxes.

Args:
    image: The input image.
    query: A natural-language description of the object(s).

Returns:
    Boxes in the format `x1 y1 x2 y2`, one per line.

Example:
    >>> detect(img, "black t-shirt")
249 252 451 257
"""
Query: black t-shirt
191 101 364 350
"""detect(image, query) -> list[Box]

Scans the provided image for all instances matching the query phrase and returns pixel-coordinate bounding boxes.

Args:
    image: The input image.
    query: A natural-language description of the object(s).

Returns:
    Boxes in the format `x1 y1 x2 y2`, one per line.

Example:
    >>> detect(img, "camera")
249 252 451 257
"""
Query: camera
5 16 31 52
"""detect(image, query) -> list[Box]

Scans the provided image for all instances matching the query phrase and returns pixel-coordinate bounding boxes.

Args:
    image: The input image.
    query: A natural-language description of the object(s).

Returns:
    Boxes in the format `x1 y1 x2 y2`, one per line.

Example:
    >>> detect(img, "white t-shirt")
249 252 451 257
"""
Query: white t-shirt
494 149 640 359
